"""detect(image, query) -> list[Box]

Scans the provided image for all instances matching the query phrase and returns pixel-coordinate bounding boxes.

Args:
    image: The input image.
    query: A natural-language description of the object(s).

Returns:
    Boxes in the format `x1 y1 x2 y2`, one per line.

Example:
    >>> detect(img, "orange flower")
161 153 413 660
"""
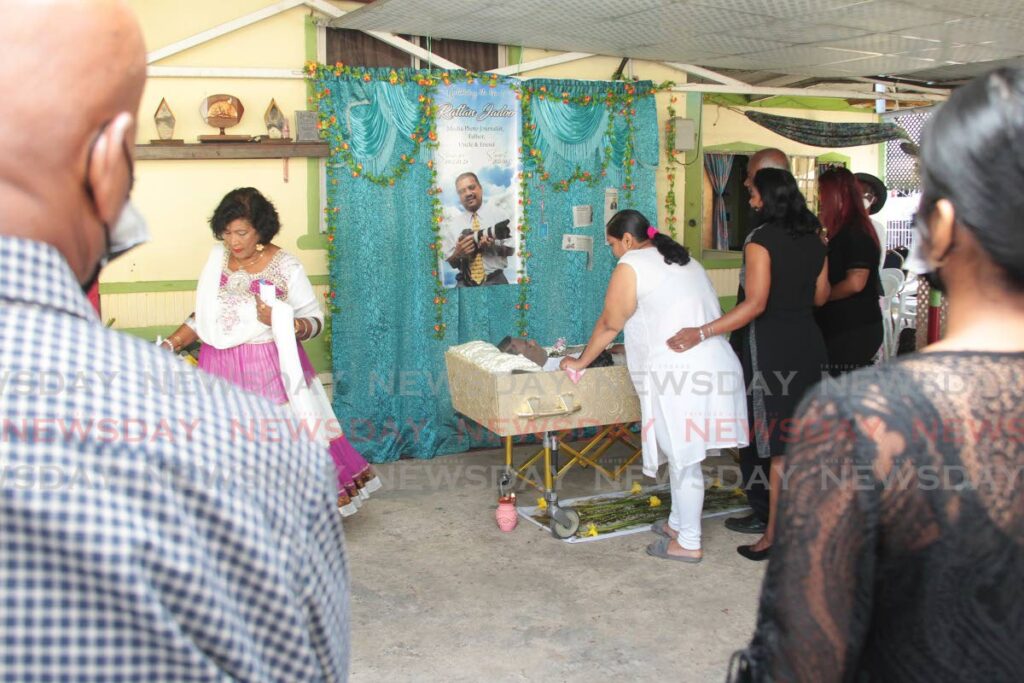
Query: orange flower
363 73 372 82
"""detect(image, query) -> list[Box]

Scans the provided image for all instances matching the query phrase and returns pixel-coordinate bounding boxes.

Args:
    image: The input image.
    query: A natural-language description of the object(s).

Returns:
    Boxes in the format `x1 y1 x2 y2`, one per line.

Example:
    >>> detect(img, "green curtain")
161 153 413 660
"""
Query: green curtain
317 70 659 461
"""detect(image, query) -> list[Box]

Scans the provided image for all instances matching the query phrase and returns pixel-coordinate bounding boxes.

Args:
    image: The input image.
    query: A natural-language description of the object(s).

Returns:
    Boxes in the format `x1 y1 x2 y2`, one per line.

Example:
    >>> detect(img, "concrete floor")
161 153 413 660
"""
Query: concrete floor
342 441 766 682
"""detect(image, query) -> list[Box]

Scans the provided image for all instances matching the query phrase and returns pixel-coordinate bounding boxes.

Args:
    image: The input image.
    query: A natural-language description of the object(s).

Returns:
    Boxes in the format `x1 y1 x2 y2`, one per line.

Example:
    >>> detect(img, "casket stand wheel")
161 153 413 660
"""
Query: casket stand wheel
540 432 580 539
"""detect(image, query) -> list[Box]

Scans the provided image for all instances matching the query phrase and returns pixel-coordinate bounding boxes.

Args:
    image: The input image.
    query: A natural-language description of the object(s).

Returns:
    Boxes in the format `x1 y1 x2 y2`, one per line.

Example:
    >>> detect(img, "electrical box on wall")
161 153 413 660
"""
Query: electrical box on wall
670 117 696 152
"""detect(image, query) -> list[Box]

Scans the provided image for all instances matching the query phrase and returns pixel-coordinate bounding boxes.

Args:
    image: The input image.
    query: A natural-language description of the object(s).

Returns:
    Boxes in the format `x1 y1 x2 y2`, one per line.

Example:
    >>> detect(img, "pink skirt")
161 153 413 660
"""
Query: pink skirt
199 341 381 515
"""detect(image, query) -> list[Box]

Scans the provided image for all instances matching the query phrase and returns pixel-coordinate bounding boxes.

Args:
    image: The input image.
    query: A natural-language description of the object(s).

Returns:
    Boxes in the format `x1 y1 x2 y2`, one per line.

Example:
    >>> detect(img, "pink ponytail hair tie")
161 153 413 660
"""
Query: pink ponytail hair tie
646 226 659 240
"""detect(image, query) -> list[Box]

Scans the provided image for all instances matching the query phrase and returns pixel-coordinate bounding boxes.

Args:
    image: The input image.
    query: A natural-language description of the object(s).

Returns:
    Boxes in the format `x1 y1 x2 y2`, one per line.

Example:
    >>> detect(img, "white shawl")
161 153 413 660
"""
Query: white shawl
194 245 327 443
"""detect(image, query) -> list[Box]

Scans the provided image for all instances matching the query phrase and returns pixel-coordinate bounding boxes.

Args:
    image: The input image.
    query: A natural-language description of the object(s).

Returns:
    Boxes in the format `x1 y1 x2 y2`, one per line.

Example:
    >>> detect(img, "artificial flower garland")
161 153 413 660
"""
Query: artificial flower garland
663 96 685 241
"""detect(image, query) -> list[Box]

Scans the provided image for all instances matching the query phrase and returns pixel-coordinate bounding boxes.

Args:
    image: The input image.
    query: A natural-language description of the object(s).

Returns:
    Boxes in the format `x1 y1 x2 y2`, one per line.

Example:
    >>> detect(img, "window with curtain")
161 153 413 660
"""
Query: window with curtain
327 28 415 68
703 154 757 251
327 29 499 71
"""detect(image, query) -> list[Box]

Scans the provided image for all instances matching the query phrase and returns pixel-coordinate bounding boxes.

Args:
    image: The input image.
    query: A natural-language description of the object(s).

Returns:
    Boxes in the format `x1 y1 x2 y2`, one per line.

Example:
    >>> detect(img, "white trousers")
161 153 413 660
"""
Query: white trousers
652 401 706 550
667 461 705 550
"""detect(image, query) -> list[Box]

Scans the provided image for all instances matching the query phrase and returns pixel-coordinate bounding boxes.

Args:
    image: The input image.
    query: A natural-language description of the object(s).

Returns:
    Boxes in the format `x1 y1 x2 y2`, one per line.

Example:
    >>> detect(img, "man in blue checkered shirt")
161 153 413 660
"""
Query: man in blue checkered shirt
0 2 349 680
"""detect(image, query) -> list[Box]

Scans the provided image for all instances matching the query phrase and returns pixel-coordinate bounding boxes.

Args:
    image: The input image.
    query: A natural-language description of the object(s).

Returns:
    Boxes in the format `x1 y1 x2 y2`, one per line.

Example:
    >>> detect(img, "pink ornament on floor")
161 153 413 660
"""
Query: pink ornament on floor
496 494 518 532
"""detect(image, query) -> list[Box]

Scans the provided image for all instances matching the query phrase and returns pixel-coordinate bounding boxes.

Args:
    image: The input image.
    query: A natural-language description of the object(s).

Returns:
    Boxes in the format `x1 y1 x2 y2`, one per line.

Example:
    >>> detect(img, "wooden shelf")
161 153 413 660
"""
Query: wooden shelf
136 142 330 161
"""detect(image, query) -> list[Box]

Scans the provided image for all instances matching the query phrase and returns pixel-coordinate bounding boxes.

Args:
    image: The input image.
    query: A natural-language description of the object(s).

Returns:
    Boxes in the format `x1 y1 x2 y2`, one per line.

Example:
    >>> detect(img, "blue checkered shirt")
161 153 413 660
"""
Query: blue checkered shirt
0 236 348 681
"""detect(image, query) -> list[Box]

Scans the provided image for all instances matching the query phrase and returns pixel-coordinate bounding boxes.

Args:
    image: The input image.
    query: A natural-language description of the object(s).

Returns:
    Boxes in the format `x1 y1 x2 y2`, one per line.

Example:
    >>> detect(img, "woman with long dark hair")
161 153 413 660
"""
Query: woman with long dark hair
729 66 1024 683
668 167 829 561
562 209 748 563
815 167 884 374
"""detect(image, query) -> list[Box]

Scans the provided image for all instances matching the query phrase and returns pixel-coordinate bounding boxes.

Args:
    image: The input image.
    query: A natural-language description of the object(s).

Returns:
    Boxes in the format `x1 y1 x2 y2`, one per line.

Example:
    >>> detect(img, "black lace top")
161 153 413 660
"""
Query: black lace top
733 351 1024 682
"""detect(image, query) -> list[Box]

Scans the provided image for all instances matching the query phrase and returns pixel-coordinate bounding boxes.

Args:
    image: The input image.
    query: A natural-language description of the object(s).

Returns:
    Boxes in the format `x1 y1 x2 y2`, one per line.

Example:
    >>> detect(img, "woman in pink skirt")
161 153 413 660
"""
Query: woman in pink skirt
160 187 380 516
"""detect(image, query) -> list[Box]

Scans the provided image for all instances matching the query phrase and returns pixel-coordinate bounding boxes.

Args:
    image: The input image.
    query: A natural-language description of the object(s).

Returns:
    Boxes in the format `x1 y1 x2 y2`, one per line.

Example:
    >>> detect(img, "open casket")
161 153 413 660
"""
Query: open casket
445 347 640 437
444 342 643 512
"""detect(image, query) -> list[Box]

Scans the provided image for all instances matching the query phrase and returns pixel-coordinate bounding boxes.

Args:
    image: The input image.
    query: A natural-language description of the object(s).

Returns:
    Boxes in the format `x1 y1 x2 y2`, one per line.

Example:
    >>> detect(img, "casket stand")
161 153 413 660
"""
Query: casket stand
445 344 641 538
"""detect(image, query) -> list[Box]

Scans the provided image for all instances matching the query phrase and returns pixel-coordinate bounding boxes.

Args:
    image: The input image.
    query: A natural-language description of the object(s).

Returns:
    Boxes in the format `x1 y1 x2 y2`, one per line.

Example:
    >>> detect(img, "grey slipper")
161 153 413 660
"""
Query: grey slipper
650 521 674 539
646 538 703 564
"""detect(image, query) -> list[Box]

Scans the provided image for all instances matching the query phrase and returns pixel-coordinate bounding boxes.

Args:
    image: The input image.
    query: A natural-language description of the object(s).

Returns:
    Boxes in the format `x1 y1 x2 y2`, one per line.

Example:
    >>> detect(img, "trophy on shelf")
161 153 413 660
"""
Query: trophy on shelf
198 94 250 142
151 98 183 145
261 98 291 143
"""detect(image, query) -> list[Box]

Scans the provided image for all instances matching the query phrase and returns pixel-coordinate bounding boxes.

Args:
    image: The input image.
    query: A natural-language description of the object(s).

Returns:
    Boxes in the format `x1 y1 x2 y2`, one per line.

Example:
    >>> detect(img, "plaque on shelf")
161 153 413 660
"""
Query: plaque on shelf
294 110 319 143
198 94 251 142
150 97 184 144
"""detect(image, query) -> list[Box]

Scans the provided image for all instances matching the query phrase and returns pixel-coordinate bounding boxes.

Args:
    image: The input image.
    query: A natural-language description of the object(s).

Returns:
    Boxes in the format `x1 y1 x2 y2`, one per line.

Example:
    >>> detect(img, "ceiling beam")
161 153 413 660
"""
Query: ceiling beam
754 74 813 88
362 31 465 70
849 76 950 96
672 83 947 103
488 51 594 76
662 62 747 86
147 0 306 64
147 66 305 79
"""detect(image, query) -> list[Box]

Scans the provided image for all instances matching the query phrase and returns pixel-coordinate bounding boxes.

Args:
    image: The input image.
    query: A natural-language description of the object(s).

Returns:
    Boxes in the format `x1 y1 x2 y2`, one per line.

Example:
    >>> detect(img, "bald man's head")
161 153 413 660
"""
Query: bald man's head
745 148 790 191
0 0 146 283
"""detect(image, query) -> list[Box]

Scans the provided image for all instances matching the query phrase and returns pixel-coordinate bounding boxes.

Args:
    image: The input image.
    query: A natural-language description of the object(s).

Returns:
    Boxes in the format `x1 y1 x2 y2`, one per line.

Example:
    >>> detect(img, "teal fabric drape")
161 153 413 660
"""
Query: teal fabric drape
532 97 609 166
342 79 422 176
317 71 659 461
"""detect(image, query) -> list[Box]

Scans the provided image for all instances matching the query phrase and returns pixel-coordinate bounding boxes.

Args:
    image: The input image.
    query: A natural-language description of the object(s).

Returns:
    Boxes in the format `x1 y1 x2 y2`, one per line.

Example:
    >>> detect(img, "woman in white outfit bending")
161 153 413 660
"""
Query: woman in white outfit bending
562 210 749 562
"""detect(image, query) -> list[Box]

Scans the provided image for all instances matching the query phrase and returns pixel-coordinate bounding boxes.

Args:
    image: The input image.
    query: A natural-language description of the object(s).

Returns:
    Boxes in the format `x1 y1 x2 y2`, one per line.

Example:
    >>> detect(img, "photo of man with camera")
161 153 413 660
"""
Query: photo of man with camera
442 171 515 287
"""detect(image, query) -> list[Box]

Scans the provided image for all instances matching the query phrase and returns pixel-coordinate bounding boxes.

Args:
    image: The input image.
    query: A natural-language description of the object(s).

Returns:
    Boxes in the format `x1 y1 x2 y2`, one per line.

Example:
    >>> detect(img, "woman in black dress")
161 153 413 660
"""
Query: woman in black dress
815 167 884 374
729 66 1024 682
668 167 829 561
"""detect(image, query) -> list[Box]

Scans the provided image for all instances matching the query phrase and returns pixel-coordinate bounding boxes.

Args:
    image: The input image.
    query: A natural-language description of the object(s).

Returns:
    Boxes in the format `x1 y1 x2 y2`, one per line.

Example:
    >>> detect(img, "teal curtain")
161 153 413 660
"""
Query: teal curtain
344 80 423 176
317 71 659 462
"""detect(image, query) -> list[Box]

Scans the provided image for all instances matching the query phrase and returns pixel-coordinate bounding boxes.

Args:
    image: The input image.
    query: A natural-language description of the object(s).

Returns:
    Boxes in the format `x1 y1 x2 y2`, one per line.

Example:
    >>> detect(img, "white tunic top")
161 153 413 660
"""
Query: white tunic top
618 247 749 475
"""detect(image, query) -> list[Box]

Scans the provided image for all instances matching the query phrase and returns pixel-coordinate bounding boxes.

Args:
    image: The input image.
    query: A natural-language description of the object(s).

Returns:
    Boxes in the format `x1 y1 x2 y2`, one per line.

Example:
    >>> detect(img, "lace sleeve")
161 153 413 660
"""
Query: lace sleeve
740 392 881 682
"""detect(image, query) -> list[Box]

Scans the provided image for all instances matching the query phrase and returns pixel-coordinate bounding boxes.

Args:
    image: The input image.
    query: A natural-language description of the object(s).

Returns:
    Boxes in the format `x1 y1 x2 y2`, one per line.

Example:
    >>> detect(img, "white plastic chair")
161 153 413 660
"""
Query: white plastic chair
896 276 918 334
879 268 906 359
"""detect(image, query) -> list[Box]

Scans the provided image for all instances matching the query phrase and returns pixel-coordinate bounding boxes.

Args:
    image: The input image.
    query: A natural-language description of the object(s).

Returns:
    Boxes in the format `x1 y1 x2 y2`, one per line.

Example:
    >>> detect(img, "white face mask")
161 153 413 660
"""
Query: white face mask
100 200 149 267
